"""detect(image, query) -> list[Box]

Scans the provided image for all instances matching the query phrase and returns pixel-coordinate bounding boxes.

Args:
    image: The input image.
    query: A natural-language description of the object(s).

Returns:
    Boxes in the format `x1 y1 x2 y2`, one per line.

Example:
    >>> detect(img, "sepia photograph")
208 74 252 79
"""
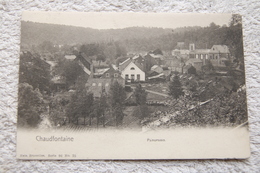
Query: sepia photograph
16 12 250 160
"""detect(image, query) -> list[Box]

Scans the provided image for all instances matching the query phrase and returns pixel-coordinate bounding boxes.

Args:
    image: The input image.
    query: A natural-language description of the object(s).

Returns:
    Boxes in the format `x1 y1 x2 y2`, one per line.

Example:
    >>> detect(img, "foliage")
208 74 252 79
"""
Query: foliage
66 76 94 125
22 15 244 62
49 93 70 126
93 93 108 127
187 65 196 75
168 75 184 100
19 51 50 92
38 41 58 53
133 104 150 121
109 81 126 126
80 43 102 56
18 83 45 127
134 84 147 105
152 48 163 55
96 54 106 64
133 84 149 121
53 58 85 88
229 14 242 26
170 89 248 127
202 60 214 73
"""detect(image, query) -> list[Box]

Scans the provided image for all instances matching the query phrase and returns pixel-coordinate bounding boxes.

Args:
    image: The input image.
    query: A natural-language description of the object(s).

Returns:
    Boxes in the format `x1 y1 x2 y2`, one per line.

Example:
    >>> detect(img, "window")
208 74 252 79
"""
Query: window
98 83 102 86
131 74 135 79
137 74 140 81
125 74 129 79
106 73 110 77
92 83 96 86
130 67 135 70
114 73 118 77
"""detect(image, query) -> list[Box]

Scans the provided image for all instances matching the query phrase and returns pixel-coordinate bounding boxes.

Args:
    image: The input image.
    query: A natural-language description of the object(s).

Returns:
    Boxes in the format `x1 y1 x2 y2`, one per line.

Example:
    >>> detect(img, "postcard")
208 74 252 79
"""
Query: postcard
16 12 250 160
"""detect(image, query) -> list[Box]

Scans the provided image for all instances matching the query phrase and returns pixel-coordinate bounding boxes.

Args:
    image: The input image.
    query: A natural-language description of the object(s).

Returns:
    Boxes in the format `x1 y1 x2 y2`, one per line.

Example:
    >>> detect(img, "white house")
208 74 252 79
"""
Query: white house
121 61 145 81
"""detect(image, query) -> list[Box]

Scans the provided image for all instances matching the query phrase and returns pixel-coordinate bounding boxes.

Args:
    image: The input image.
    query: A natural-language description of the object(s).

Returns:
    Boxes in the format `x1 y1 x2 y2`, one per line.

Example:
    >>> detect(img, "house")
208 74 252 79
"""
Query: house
151 65 163 74
164 57 183 73
147 70 160 78
86 78 111 98
100 65 122 79
172 49 190 59
121 61 145 82
50 75 66 91
86 75 125 98
171 43 232 67
86 63 125 97
74 53 92 76
93 68 110 77
148 53 164 66
208 45 231 67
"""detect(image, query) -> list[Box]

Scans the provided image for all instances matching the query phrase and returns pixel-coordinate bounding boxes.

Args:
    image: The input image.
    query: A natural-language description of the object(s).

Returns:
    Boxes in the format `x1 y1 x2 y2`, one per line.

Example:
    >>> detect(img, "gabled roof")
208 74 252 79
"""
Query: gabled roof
94 68 110 75
147 70 159 76
75 53 91 69
119 57 144 72
191 49 211 54
186 58 203 64
74 53 92 75
151 65 160 71
149 53 164 59
211 45 230 53
111 64 118 70
122 61 144 73
119 58 132 71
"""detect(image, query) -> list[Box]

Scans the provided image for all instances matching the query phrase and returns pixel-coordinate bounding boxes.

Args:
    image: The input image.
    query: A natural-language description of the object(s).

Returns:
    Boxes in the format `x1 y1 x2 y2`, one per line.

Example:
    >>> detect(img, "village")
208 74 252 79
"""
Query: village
20 40 243 130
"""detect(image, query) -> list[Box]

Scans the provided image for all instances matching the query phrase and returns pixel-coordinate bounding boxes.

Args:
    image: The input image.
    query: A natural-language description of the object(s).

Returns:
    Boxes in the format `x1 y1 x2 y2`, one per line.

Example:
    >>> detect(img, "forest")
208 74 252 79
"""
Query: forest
21 14 243 61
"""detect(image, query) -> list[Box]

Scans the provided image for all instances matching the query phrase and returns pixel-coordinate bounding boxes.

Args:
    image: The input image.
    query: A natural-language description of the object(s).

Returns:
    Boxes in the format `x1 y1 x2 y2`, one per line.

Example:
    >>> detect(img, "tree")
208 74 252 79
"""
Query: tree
168 75 184 100
18 83 45 127
94 93 108 127
19 51 50 92
96 54 106 66
229 14 242 27
134 84 147 105
187 65 196 75
201 60 214 76
49 93 70 126
53 58 84 88
38 41 57 53
80 44 100 56
109 81 126 126
152 48 163 55
133 84 149 121
209 22 220 29
66 76 94 125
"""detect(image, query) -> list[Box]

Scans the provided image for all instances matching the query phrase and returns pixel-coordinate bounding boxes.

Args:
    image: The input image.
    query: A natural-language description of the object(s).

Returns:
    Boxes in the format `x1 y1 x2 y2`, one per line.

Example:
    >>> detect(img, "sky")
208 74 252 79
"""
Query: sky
22 12 232 29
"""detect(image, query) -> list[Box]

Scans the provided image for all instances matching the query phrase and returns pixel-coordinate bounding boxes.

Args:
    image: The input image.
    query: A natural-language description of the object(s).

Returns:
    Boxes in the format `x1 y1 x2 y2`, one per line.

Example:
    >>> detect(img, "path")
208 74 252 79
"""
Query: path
146 89 170 97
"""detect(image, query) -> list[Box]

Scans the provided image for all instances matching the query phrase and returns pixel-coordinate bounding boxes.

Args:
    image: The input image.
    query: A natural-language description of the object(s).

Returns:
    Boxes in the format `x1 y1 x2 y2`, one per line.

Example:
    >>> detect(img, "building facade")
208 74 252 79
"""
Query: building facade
121 61 145 82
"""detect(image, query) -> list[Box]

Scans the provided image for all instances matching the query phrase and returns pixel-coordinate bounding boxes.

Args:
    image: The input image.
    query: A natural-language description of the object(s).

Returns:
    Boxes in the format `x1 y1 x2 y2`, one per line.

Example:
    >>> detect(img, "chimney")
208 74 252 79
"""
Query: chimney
189 43 195 51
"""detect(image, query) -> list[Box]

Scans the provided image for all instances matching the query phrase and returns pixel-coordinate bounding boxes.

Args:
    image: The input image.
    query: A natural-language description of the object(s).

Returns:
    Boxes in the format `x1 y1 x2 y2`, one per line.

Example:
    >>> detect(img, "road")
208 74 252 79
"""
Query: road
145 89 170 97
